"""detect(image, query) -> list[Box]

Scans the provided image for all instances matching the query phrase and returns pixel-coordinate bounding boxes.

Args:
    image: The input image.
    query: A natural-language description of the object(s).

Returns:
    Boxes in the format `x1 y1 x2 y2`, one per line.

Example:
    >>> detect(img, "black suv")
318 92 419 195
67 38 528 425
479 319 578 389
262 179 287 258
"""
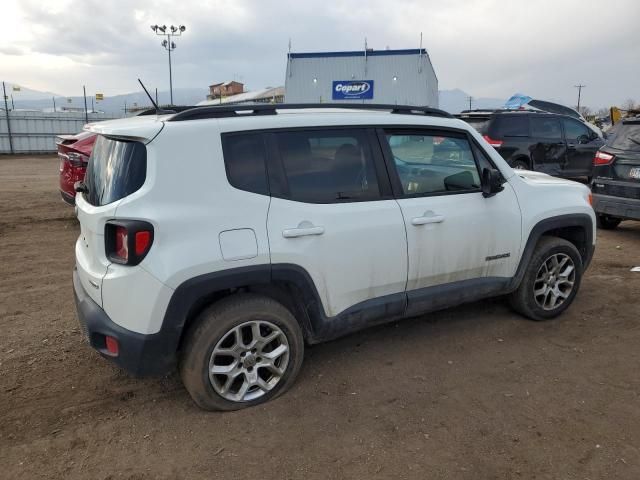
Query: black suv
591 117 640 229
458 111 603 178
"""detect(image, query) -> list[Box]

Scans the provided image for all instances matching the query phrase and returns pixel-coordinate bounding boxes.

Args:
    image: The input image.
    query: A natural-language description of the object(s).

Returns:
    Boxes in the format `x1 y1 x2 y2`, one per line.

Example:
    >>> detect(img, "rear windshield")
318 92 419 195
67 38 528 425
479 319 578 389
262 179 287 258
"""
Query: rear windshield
606 123 640 151
84 136 147 206
461 117 490 134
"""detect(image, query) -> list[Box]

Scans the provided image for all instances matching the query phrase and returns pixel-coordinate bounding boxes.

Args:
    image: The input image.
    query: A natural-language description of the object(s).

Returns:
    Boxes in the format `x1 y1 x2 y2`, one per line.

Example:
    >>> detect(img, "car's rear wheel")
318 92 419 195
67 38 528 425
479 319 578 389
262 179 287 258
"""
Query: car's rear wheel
180 294 304 411
509 236 583 321
596 214 621 230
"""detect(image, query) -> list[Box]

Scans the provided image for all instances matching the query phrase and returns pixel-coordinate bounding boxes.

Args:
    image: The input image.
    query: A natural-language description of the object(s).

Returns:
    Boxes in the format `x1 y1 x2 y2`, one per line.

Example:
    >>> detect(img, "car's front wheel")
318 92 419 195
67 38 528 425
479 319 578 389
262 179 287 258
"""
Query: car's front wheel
596 214 621 230
509 236 583 321
180 294 304 411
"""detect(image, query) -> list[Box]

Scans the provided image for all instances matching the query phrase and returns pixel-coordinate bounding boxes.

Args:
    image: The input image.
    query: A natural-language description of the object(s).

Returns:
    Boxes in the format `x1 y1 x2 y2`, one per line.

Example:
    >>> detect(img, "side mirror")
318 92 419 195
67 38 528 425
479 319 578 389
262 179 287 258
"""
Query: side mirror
482 168 504 198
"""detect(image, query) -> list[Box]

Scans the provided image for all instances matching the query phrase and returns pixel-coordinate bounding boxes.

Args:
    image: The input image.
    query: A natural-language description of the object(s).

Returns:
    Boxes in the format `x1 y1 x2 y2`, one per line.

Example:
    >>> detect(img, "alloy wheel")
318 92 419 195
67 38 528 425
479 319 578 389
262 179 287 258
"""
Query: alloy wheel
208 320 290 402
533 253 576 310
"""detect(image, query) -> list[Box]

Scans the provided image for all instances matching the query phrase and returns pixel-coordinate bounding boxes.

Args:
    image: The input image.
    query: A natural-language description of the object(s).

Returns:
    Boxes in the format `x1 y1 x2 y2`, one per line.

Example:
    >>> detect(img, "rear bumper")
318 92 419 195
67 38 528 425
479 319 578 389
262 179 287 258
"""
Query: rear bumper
593 193 640 221
73 268 176 376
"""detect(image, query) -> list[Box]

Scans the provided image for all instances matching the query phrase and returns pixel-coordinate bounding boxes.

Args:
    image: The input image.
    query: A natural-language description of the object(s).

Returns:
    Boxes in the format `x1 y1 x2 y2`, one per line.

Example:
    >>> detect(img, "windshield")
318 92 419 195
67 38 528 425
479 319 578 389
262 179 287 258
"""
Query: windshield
84 136 147 206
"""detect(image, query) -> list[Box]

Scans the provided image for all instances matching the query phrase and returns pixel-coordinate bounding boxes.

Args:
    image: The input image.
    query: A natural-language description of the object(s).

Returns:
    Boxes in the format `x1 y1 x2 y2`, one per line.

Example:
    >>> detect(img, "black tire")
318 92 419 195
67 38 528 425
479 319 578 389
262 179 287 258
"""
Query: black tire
596 214 621 230
512 159 529 170
508 236 583 321
179 294 304 411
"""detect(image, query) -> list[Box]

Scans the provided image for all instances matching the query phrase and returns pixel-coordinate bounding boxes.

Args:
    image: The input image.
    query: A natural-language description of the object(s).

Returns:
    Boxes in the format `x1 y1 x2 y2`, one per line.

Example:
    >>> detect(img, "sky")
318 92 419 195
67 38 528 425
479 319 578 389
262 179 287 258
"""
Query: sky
2 0 639 109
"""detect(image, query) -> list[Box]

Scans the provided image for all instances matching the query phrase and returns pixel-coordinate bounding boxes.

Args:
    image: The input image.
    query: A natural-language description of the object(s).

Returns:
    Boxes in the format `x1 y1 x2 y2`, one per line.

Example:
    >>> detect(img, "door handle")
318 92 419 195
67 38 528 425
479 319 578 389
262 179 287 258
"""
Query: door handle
411 213 445 226
282 222 325 238
567 143 576 148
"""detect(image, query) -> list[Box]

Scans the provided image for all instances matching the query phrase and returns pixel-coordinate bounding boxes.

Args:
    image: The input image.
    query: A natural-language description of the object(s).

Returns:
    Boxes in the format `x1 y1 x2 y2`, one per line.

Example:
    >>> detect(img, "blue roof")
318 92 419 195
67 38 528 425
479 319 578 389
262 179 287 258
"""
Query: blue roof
289 48 426 59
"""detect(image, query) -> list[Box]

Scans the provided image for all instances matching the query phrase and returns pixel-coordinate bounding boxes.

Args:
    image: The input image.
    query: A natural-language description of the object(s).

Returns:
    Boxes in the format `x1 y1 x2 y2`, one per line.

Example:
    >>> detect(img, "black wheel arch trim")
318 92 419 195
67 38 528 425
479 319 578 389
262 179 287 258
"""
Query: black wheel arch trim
508 213 594 292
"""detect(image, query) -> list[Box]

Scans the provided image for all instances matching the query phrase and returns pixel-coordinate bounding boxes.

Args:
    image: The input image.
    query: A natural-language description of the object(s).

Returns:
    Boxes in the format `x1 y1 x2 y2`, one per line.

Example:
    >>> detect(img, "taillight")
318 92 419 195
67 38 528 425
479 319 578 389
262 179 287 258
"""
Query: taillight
67 151 89 167
135 231 152 256
105 220 154 265
483 135 503 148
114 226 129 261
594 151 614 166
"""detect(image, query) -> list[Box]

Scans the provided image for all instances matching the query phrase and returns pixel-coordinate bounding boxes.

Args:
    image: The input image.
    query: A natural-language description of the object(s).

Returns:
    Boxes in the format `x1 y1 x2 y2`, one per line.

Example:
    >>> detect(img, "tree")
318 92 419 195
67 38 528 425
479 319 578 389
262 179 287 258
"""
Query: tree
623 98 637 111
577 106 592 117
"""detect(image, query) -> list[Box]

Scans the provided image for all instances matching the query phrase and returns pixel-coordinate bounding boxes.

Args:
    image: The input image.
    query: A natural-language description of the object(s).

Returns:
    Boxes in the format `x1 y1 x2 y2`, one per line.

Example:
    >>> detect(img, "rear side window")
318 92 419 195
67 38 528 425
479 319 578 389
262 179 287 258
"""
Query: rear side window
222 133 269 195
607 123 640 151
531 117 562 139
84 136 146 206
490 116 529 138
274 129 381 203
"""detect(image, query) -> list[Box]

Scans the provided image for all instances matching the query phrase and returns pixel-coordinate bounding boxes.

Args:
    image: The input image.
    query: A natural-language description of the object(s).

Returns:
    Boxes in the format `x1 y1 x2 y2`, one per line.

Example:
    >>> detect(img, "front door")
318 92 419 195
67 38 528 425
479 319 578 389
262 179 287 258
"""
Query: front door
266 128 408 319
562 117 603 177
380 129 521 307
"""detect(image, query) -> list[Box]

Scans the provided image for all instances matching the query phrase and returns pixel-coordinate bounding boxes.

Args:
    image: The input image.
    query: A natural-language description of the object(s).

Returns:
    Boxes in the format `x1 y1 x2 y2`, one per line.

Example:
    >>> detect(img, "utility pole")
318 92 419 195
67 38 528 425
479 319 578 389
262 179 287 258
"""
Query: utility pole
468 96 473 110
52 97 56 112
2 81 14 153
574 84 586 111
150 24 186 106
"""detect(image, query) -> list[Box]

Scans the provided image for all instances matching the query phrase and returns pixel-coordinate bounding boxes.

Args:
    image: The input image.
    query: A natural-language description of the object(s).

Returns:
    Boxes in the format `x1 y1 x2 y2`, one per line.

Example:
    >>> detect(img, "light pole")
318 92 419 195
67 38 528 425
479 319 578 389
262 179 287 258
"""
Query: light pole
150 24 186 106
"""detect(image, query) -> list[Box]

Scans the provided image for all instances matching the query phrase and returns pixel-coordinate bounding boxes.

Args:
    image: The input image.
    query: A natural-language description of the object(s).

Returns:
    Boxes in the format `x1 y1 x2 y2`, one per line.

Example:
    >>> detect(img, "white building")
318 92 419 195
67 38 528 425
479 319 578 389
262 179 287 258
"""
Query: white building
284 48 438 107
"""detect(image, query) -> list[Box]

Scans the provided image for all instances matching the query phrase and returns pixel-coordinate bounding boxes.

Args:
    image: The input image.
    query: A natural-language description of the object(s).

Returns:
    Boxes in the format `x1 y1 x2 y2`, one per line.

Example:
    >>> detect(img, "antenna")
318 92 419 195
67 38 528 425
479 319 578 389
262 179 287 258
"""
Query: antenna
287 37 293 78
138 78 160 112
418 32 423 73
364 37 368 75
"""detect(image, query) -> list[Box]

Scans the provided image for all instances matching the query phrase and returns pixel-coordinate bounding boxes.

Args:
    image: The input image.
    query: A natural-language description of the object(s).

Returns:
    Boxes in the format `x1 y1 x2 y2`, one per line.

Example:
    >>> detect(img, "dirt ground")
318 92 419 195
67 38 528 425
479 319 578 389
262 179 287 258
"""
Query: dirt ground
1 155 639 480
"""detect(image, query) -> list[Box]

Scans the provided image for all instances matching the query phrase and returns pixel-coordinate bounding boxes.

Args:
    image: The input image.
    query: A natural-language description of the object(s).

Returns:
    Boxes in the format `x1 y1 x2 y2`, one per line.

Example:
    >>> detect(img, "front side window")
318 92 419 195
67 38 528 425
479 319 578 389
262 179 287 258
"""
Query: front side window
84 136 146 206
386 132 481 196
274 129 380 203
562 118 591 143
531 117 562 139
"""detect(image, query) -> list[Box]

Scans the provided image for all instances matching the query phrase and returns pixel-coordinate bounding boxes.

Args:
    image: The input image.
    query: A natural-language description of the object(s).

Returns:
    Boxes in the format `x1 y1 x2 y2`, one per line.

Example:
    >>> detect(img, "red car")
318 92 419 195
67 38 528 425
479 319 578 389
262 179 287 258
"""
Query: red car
57 131 97 204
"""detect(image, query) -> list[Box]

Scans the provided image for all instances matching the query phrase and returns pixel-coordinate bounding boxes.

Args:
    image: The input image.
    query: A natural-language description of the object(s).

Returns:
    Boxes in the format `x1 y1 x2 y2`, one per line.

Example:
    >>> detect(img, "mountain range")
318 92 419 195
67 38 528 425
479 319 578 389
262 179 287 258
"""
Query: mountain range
2 82 505 114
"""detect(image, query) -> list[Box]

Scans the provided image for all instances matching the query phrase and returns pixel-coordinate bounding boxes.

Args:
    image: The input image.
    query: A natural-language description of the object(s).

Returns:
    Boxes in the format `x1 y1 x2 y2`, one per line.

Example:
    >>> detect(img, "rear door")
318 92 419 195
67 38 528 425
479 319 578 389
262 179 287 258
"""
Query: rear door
562 117 603 177
529 116 566 176
266 128 408 319
75 136 147 306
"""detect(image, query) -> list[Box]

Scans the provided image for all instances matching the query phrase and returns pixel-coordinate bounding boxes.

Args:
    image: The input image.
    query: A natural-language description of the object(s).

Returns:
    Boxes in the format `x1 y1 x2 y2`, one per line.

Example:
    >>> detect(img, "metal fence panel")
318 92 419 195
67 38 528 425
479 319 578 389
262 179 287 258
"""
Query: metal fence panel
0 111 119 154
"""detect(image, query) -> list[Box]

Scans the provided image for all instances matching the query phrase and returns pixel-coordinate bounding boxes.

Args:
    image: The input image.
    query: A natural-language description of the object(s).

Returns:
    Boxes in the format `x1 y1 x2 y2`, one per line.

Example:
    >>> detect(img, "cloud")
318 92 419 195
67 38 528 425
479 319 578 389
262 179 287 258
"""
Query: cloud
4 0 640 108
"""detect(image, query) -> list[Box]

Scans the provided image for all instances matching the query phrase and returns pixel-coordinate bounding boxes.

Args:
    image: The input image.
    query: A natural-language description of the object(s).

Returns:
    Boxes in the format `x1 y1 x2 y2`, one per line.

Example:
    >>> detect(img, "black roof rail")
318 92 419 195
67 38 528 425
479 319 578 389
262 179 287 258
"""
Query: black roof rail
166 103 454 122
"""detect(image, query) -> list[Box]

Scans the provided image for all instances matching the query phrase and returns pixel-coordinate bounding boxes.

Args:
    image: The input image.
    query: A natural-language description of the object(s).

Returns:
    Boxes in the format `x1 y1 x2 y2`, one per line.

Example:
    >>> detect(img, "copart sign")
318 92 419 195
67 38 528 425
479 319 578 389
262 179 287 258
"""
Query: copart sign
332 80 374 100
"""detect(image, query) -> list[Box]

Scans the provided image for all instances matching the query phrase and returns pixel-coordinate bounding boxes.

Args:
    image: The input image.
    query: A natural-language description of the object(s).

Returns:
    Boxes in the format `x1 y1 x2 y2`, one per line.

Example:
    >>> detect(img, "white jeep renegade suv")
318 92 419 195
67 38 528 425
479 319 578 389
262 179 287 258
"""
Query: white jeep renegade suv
73 104 596 410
